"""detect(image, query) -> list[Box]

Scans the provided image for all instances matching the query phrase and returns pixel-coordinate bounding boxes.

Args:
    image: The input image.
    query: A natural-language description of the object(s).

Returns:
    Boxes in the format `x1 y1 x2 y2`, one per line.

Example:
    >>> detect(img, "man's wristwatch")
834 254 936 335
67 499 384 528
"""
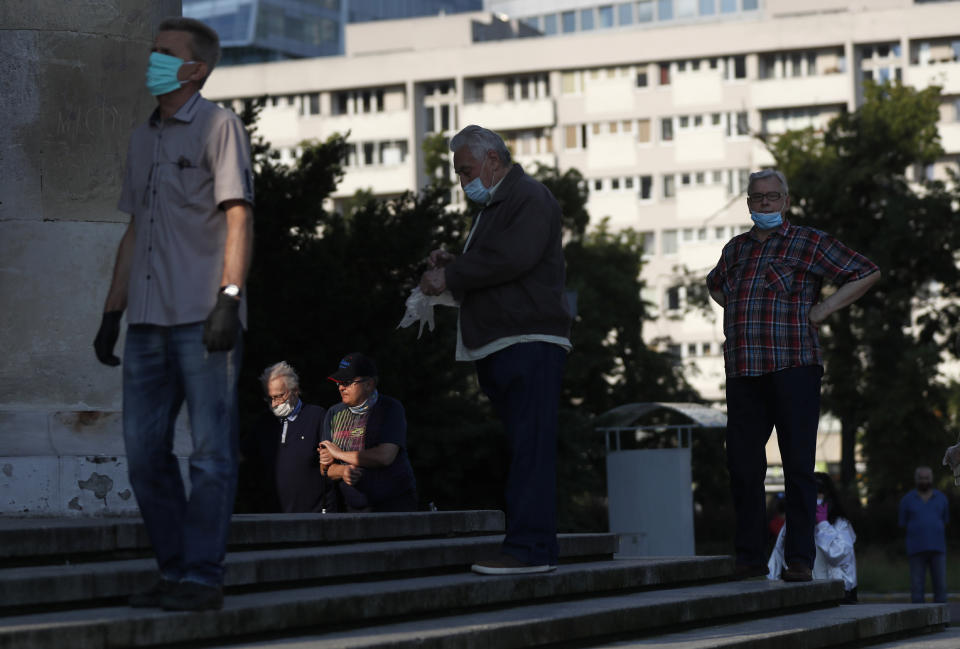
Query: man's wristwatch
220 284 241 298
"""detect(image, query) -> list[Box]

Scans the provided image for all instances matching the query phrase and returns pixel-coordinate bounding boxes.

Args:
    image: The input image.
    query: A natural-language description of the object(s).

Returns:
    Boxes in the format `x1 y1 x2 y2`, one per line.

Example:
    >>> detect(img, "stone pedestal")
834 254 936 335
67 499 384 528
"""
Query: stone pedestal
0 0 185 515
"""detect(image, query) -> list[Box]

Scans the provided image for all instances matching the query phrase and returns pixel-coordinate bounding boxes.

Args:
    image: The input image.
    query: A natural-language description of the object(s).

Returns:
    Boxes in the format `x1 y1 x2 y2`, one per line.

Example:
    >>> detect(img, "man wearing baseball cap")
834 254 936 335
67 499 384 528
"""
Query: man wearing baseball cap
318 353 417 512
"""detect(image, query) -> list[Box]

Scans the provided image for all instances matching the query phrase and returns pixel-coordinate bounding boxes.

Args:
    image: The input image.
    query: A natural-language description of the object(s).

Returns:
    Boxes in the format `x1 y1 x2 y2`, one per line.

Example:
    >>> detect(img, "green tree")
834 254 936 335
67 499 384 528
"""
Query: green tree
236 100 700 527
768 81 960 510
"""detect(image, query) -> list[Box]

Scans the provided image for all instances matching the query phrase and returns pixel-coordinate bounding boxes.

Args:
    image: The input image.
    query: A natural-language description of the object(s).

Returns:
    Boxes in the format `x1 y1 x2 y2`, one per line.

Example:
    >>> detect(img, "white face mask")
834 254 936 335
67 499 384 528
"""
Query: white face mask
272 400 294 418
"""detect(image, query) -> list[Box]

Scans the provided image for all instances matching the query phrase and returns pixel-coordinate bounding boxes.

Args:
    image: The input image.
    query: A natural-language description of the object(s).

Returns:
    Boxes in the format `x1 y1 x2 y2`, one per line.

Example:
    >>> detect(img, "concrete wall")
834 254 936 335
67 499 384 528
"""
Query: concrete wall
0 0 184 515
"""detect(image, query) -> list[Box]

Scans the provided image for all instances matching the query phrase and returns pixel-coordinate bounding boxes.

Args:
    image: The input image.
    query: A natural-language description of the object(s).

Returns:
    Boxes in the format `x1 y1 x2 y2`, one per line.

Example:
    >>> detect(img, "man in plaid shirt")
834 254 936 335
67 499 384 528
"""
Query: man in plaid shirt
707 169 880 582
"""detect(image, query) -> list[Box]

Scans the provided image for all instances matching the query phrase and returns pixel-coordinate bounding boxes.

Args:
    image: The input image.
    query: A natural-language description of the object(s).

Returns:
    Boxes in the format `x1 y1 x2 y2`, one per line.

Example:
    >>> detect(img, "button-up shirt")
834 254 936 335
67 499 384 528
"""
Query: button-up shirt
118 92 254 327
706 218 878 377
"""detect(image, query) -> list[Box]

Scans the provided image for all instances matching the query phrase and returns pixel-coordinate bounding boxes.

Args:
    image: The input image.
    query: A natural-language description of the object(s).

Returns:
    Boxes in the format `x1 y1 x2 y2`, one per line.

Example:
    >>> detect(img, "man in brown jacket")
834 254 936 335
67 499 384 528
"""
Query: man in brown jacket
420 125 572 575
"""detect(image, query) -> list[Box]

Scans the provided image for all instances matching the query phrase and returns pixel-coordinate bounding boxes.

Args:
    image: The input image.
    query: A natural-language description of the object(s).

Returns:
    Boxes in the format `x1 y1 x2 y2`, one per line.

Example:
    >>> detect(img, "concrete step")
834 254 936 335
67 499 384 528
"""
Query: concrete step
862 625 960 648
0 511 504 560
0 557 753 649
156 578 840 649
587 602 948 648
0 533 617 608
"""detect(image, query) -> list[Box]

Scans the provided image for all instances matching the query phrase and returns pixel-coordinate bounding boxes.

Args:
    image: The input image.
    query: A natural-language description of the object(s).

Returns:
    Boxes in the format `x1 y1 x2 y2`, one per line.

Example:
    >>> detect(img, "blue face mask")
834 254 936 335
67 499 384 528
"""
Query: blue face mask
146 51 190 96
750 211 783 229
463 159 491 205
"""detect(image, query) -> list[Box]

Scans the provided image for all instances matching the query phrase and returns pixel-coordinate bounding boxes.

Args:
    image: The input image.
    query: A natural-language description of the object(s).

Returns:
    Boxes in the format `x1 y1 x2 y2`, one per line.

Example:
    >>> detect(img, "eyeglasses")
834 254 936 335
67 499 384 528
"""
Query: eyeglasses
336 378 369 388
747 192 783 203
264 390 289 404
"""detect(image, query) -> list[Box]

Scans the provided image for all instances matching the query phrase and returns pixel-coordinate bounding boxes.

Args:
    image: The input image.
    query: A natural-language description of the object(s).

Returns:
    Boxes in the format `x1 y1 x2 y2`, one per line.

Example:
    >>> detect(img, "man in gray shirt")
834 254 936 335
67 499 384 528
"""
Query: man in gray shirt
93 17 254 612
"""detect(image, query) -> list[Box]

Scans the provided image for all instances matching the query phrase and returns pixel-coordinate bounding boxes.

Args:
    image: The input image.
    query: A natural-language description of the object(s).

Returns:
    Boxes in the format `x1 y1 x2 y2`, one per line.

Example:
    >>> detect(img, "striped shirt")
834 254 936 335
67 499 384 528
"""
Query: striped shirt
706 219 878 377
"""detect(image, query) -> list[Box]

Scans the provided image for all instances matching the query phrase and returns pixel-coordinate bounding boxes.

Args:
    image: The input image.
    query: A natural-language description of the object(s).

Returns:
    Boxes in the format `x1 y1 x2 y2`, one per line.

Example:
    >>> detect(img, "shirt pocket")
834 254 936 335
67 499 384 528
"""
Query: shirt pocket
765 261 797 295
723 262 743 294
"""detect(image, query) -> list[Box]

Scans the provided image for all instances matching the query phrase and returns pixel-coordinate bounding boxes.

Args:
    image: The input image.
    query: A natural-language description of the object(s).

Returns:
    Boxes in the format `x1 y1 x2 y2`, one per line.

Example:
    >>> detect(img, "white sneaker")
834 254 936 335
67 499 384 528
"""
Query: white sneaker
471 554 557 575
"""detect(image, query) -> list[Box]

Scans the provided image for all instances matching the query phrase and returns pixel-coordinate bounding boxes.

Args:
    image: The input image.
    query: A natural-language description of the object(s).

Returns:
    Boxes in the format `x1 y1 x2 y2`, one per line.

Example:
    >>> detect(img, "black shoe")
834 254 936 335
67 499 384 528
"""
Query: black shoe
160 581 224 611
782 562 813 582
129 578 178 608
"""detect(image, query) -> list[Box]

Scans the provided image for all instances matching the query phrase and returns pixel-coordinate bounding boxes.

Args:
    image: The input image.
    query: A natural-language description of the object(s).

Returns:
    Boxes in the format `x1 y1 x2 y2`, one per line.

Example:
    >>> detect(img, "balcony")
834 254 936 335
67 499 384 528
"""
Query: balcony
905 63 960 95
333 161 414 198
311 110 411 143
461 98 555 131
750 75 850 111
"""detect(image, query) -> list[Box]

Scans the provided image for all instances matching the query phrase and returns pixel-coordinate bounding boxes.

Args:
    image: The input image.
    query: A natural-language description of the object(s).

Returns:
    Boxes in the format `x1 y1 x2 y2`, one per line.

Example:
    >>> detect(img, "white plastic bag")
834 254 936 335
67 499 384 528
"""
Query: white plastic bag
397 287 458 338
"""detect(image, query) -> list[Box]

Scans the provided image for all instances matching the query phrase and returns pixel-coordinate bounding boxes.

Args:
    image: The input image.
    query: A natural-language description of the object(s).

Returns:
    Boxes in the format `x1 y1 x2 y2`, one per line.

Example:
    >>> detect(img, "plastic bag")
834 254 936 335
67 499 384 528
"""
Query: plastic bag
397 287 458 338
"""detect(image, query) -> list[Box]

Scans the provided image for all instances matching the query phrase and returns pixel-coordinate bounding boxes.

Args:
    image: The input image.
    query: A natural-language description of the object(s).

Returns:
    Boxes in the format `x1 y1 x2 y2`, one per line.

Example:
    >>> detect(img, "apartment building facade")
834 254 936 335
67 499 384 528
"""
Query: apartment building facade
202 0 960 408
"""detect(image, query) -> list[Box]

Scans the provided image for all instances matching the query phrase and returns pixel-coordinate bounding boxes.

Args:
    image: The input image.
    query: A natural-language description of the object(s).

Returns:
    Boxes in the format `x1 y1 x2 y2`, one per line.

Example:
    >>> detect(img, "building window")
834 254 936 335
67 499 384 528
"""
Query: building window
720 0 737 12
562 10 576 32
661 117 674 141
663 174 676 198
677 0 696 18
660 63 671 85
662 229 678 254
637 0 654 22
743 0 758 9
699 0 715 14
657 0 673 20
581 8 595 30
594 179 603 191
687 343 698 356
640 175 653 199
641 231 655 255
564 125 578 148
599 5 615 27
666 286 681 310
637 118 651 142
636 70 648 87
425 106 435 133
734 55 746 78
543 14 558 34
309 93 320 115
618 2 634 24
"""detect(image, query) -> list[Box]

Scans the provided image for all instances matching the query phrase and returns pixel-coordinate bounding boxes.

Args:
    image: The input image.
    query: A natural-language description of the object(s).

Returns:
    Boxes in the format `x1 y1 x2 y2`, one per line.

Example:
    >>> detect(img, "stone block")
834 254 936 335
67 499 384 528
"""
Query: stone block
0 456 58 514
59 455 138 514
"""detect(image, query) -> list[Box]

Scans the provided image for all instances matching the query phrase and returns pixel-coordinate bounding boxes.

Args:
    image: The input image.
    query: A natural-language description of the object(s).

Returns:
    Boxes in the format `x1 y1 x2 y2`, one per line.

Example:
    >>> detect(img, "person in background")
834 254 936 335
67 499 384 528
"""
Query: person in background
768 472 857 602
318 353 417 512
707 168 879 582
899 466 949 603
249 361 330 513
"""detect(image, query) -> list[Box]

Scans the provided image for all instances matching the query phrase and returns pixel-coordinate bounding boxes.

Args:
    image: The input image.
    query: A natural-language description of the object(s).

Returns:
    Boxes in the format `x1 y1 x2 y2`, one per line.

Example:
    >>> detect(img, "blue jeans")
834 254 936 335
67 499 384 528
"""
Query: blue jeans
476 342 566 566
726 365 822 569
910 551 947 603
123 323 241 587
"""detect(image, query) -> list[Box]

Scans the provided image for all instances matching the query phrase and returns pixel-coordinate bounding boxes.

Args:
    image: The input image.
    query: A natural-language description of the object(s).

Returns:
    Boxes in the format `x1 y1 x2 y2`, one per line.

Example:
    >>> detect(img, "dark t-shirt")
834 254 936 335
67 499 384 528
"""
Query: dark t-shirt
322 394 417 511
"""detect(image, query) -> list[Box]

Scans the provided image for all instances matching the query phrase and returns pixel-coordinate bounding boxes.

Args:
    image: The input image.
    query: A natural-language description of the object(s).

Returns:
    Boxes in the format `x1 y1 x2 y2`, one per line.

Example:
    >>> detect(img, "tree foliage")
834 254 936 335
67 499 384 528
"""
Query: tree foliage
235 99 699 530
767 81 960 511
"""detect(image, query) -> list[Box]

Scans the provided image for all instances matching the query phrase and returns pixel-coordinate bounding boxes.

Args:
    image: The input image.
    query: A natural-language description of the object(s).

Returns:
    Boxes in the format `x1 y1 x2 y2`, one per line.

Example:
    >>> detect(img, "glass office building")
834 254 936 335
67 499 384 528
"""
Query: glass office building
184 0 482 64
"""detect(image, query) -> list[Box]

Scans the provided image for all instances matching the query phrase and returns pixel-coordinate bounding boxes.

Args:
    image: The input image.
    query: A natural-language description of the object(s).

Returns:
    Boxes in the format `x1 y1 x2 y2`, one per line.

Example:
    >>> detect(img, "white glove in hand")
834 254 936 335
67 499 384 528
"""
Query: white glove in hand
943 442 960 486
397 287 457 338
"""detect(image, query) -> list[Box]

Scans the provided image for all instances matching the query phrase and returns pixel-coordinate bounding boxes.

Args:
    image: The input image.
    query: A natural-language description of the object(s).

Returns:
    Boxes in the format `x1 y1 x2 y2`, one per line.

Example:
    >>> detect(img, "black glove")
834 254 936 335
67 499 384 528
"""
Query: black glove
203 293 241 352
93 311 123 366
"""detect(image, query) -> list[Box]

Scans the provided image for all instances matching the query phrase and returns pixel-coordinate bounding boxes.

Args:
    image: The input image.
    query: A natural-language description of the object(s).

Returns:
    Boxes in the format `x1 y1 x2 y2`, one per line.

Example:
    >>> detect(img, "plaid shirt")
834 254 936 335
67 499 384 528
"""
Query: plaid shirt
706 218 878 377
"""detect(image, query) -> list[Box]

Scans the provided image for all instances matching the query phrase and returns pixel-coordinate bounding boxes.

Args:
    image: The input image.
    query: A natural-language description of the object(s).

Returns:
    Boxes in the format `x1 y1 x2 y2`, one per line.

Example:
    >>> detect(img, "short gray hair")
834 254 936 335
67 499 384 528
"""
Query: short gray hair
158 16 221 81
747 169 789 195
260 361 299 393
450 125 511 165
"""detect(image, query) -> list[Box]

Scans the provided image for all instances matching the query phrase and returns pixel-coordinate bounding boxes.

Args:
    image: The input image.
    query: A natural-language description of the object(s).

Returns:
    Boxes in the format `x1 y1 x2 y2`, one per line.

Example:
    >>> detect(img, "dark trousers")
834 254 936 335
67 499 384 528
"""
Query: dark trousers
476 342 566 566
726 365 822 569
909 551 947 603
